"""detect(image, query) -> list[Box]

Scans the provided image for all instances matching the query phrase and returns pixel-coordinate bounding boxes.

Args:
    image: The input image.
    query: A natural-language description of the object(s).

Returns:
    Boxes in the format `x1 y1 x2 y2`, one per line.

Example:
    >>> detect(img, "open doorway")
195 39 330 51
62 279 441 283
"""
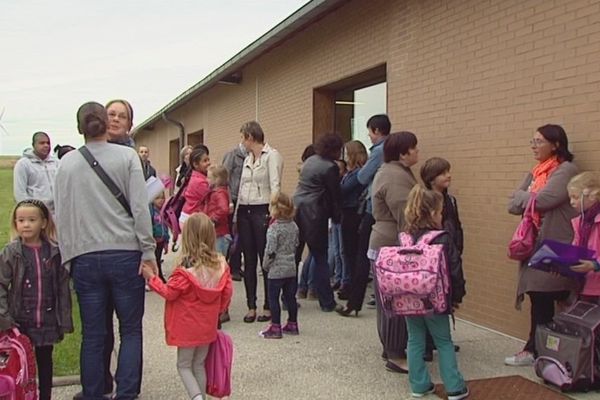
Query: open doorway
313 64 387 148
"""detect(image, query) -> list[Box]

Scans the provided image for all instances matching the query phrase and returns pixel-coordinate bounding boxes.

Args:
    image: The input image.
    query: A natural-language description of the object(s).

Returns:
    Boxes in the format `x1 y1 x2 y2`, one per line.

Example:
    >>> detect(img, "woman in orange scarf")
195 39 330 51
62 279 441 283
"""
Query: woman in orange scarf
505 124 580 366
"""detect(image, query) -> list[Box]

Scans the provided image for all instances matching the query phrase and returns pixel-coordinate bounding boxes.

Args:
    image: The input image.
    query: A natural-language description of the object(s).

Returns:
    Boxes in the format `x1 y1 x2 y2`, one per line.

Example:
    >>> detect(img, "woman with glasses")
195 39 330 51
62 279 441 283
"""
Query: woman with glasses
505 124 580 367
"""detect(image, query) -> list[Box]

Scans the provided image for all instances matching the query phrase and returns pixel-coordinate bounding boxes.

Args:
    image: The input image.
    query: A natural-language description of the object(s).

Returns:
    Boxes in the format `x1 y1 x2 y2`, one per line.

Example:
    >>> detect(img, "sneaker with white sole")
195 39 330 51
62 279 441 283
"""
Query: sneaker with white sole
411 384 435 397
504 350 534 366
447 387 469 400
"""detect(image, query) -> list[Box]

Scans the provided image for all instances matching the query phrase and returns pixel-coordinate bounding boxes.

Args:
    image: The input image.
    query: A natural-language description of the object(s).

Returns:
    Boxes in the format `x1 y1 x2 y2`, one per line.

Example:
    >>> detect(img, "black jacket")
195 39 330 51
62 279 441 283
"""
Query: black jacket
410 229 466 311
442 192 464 255
294 155 342 251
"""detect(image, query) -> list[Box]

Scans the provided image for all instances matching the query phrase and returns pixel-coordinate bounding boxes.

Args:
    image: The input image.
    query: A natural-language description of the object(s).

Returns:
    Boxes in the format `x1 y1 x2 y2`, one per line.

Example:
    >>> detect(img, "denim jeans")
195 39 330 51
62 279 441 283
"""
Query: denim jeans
72 250 145 400
298 252 315 291
216 234 232 257
308 247 336 310
406 315 466 395
328 223 347 285
268 277 298 325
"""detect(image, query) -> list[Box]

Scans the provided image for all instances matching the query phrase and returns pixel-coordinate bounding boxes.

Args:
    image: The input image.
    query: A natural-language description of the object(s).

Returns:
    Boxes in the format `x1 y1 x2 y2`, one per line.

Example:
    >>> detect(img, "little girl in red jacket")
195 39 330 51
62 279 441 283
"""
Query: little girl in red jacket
568 172 600 300
206 165 232 257
142 212 233 400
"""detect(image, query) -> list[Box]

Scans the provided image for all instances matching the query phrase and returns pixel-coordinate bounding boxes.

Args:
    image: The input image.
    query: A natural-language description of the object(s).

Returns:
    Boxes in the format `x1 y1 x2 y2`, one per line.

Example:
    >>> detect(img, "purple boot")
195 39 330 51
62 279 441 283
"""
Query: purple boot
282 321 299 335
259 323 282 339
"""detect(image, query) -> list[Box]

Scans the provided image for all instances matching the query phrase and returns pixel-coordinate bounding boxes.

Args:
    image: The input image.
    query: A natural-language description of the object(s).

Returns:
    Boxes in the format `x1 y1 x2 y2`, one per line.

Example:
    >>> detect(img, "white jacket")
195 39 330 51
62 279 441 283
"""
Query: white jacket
13 148 58 213
237 143 283 205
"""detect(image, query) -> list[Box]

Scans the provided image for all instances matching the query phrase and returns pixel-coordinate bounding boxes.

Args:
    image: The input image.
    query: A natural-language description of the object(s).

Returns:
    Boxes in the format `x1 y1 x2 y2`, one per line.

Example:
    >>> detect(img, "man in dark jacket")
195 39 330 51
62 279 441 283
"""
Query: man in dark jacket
222 143 247 281
138 145 157 180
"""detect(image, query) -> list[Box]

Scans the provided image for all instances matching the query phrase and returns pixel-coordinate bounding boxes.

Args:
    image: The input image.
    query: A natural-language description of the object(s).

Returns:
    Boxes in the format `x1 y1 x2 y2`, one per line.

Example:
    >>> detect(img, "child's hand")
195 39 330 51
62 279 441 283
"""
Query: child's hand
571 260 596 273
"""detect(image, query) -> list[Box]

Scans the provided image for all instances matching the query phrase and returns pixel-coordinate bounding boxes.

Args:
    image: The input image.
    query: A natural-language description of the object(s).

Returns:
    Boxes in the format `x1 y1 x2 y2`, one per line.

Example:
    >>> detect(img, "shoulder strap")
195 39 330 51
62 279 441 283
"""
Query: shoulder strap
79 146 133 217
399 232 413 247
418 230 446 245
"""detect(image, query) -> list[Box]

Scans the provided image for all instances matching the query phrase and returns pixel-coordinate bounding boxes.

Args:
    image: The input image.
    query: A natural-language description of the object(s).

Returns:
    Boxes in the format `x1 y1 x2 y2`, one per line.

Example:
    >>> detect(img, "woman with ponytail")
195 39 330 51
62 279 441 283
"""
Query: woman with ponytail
54 102 157 399
505 124 580 367
142 212 233 400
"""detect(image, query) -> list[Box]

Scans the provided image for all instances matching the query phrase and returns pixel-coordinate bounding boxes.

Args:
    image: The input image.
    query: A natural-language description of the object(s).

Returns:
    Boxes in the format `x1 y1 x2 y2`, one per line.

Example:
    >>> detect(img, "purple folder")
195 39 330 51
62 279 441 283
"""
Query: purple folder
528 239 596 279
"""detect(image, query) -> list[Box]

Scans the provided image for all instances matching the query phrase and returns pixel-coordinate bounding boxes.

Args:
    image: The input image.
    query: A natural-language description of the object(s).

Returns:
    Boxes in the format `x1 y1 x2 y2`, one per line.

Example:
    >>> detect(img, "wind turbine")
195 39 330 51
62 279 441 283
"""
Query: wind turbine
0 107 8 136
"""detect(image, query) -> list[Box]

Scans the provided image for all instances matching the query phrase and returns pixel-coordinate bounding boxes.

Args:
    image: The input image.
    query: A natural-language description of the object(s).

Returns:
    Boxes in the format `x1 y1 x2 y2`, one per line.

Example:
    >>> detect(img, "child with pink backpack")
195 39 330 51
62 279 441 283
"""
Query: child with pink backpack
398 185 468 399
142 212 233 400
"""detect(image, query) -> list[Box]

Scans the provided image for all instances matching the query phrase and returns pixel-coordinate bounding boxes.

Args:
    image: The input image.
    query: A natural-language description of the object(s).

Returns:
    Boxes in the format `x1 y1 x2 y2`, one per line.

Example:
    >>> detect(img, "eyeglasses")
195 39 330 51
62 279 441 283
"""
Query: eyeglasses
529 138 548 147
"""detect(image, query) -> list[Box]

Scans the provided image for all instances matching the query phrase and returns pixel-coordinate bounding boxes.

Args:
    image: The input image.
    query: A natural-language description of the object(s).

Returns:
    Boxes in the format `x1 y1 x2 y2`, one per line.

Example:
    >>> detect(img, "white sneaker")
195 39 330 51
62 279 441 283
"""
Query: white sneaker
504 350 534 366
447 387 469 400
411 385 435 397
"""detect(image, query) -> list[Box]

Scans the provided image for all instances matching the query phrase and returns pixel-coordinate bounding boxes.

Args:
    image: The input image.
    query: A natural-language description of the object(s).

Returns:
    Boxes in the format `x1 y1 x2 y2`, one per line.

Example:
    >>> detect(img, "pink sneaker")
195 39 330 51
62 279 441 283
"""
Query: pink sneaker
259 323 282 339
282 321 299 335
504 350 534 366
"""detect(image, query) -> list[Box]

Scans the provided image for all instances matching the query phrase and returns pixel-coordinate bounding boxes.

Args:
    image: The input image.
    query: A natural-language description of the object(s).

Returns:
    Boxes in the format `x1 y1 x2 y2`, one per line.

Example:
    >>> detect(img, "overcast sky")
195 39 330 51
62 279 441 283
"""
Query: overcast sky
0 0 309 155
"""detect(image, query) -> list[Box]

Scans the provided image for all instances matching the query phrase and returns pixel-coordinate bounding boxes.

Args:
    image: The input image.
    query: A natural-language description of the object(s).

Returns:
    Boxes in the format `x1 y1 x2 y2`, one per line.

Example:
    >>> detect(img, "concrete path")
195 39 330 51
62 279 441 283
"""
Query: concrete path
53 257 600 400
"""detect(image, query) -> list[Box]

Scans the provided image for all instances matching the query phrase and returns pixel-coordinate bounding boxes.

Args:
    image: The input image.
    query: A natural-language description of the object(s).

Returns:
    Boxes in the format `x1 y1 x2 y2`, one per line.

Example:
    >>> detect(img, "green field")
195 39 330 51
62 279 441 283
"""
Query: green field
0 167 80 376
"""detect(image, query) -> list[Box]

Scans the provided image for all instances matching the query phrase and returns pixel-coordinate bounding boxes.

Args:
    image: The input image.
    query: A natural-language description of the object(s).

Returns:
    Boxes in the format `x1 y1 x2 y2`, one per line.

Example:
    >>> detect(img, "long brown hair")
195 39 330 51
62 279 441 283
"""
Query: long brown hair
345 140 368 170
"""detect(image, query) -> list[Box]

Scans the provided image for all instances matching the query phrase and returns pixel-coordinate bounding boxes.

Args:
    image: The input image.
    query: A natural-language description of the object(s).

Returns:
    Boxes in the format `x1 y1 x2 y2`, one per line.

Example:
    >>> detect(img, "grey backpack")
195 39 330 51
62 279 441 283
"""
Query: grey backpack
534 301 600 392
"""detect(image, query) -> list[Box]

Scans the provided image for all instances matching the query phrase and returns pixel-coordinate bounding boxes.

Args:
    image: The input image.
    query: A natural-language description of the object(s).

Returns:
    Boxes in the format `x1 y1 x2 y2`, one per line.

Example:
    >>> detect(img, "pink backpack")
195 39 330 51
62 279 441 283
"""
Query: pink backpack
374 231 450 317
0 329 37 400
205 331 233 398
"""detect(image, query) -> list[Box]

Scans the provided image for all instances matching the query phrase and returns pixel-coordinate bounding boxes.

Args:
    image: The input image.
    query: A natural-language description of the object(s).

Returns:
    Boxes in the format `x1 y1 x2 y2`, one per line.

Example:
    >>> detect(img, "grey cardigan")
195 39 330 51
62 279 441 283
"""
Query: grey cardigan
508 161 581 307
263 219 299 279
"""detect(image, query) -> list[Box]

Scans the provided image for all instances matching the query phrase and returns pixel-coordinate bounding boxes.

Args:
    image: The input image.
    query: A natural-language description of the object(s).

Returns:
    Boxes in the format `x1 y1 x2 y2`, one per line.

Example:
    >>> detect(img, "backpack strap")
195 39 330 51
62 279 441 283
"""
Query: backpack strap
417 230 446 245
79 146 133 217
399 232 413 247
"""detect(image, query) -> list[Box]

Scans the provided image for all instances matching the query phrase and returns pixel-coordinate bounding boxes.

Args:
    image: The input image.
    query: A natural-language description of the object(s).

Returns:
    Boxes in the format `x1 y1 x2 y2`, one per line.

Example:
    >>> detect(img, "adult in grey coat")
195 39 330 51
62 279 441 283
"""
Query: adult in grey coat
505 124 580 367
222 143 247 281
13 132 58 213
294 133 343 312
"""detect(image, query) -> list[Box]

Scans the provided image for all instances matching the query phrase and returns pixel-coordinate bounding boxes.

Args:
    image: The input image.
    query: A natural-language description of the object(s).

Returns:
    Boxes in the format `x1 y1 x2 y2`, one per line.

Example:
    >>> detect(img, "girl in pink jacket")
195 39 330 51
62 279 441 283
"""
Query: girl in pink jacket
180 145 211 226
568 172 600 298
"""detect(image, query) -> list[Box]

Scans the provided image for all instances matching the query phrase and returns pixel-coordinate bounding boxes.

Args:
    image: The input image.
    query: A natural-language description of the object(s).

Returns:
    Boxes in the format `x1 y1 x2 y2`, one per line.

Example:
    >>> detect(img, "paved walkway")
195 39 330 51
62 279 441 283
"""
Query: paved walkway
53 257 600 400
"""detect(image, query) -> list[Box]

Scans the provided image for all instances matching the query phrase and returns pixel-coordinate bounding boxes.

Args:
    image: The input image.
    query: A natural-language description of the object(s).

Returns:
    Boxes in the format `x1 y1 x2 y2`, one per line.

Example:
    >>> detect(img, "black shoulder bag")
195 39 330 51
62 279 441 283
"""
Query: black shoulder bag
79 146 133 217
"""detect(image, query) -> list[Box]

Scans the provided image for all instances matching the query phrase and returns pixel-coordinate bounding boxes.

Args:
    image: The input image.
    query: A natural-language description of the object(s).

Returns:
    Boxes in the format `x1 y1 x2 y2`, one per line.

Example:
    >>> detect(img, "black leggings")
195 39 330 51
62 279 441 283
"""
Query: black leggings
347 213 375 311
524 290 570 356
35 345 53 400
237 204 270 310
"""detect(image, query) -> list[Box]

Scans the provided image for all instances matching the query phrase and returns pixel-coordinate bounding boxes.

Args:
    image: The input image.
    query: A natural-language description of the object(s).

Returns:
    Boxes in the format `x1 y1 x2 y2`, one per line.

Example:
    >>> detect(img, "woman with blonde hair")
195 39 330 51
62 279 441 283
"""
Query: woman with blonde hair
338 140 368 298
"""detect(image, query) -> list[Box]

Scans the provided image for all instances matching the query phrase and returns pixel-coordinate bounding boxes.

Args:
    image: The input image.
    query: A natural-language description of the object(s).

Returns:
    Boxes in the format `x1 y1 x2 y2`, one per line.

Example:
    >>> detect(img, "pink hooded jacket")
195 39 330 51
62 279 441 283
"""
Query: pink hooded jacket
572 214 600 296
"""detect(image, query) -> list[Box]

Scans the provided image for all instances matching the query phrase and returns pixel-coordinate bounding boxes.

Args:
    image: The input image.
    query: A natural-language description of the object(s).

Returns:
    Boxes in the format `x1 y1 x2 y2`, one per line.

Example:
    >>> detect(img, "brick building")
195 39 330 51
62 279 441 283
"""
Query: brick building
133 0 600 339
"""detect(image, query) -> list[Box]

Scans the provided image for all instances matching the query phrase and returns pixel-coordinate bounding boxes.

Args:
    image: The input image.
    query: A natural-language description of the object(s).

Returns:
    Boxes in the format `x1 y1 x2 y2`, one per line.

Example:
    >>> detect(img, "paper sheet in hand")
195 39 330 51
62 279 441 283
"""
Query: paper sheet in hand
528 239 596 278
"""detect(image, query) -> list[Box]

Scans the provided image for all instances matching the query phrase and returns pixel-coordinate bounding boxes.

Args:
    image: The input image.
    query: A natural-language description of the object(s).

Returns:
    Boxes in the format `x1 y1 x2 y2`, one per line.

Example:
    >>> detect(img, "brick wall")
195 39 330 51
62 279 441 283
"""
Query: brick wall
136 0 600 339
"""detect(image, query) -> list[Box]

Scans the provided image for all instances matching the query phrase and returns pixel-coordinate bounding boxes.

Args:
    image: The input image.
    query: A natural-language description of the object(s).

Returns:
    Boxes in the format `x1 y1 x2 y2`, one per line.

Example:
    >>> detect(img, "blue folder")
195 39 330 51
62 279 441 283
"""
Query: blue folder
528 239 596 279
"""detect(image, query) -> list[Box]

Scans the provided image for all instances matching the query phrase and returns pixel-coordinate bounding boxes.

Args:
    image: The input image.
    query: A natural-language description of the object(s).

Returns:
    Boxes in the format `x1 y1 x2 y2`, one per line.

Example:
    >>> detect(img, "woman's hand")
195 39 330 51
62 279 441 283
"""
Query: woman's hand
571 260 596 273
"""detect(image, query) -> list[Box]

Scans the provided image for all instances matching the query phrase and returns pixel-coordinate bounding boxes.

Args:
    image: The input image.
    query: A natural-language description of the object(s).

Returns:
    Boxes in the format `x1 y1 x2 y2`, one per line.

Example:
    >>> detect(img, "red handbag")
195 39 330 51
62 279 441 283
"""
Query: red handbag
508 194 538 261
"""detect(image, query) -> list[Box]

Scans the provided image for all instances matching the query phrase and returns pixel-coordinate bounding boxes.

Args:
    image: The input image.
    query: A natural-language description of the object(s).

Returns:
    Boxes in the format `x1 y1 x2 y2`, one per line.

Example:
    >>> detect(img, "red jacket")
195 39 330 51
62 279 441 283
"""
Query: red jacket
182 170 210 215
205 186 231 237
149 264 233 347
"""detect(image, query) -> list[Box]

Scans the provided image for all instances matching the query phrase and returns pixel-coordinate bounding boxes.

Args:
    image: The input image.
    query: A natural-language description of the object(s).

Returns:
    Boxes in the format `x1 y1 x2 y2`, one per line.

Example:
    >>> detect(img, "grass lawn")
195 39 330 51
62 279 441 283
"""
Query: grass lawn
0 167 80 376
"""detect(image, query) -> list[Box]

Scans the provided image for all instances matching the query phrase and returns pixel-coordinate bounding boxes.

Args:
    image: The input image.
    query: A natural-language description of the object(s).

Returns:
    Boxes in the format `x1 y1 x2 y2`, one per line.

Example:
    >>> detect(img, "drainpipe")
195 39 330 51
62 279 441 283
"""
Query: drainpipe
162 112 185 146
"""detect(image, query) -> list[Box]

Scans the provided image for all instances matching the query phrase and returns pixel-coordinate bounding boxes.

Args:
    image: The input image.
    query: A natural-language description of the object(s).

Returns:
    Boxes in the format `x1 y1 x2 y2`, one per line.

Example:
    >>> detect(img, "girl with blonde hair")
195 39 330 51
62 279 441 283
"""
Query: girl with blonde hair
402 185 468 400
143 212 233 400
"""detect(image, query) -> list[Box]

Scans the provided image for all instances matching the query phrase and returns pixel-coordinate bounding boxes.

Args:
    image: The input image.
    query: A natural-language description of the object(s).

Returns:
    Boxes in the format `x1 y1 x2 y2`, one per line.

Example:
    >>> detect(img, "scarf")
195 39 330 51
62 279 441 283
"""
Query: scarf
578 201 600 247
529 156 561 228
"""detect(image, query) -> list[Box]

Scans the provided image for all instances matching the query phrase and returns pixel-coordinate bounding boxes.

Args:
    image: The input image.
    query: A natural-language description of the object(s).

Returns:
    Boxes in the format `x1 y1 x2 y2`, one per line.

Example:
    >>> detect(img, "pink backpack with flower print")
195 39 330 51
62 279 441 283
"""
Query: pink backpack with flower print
374 231 450 317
